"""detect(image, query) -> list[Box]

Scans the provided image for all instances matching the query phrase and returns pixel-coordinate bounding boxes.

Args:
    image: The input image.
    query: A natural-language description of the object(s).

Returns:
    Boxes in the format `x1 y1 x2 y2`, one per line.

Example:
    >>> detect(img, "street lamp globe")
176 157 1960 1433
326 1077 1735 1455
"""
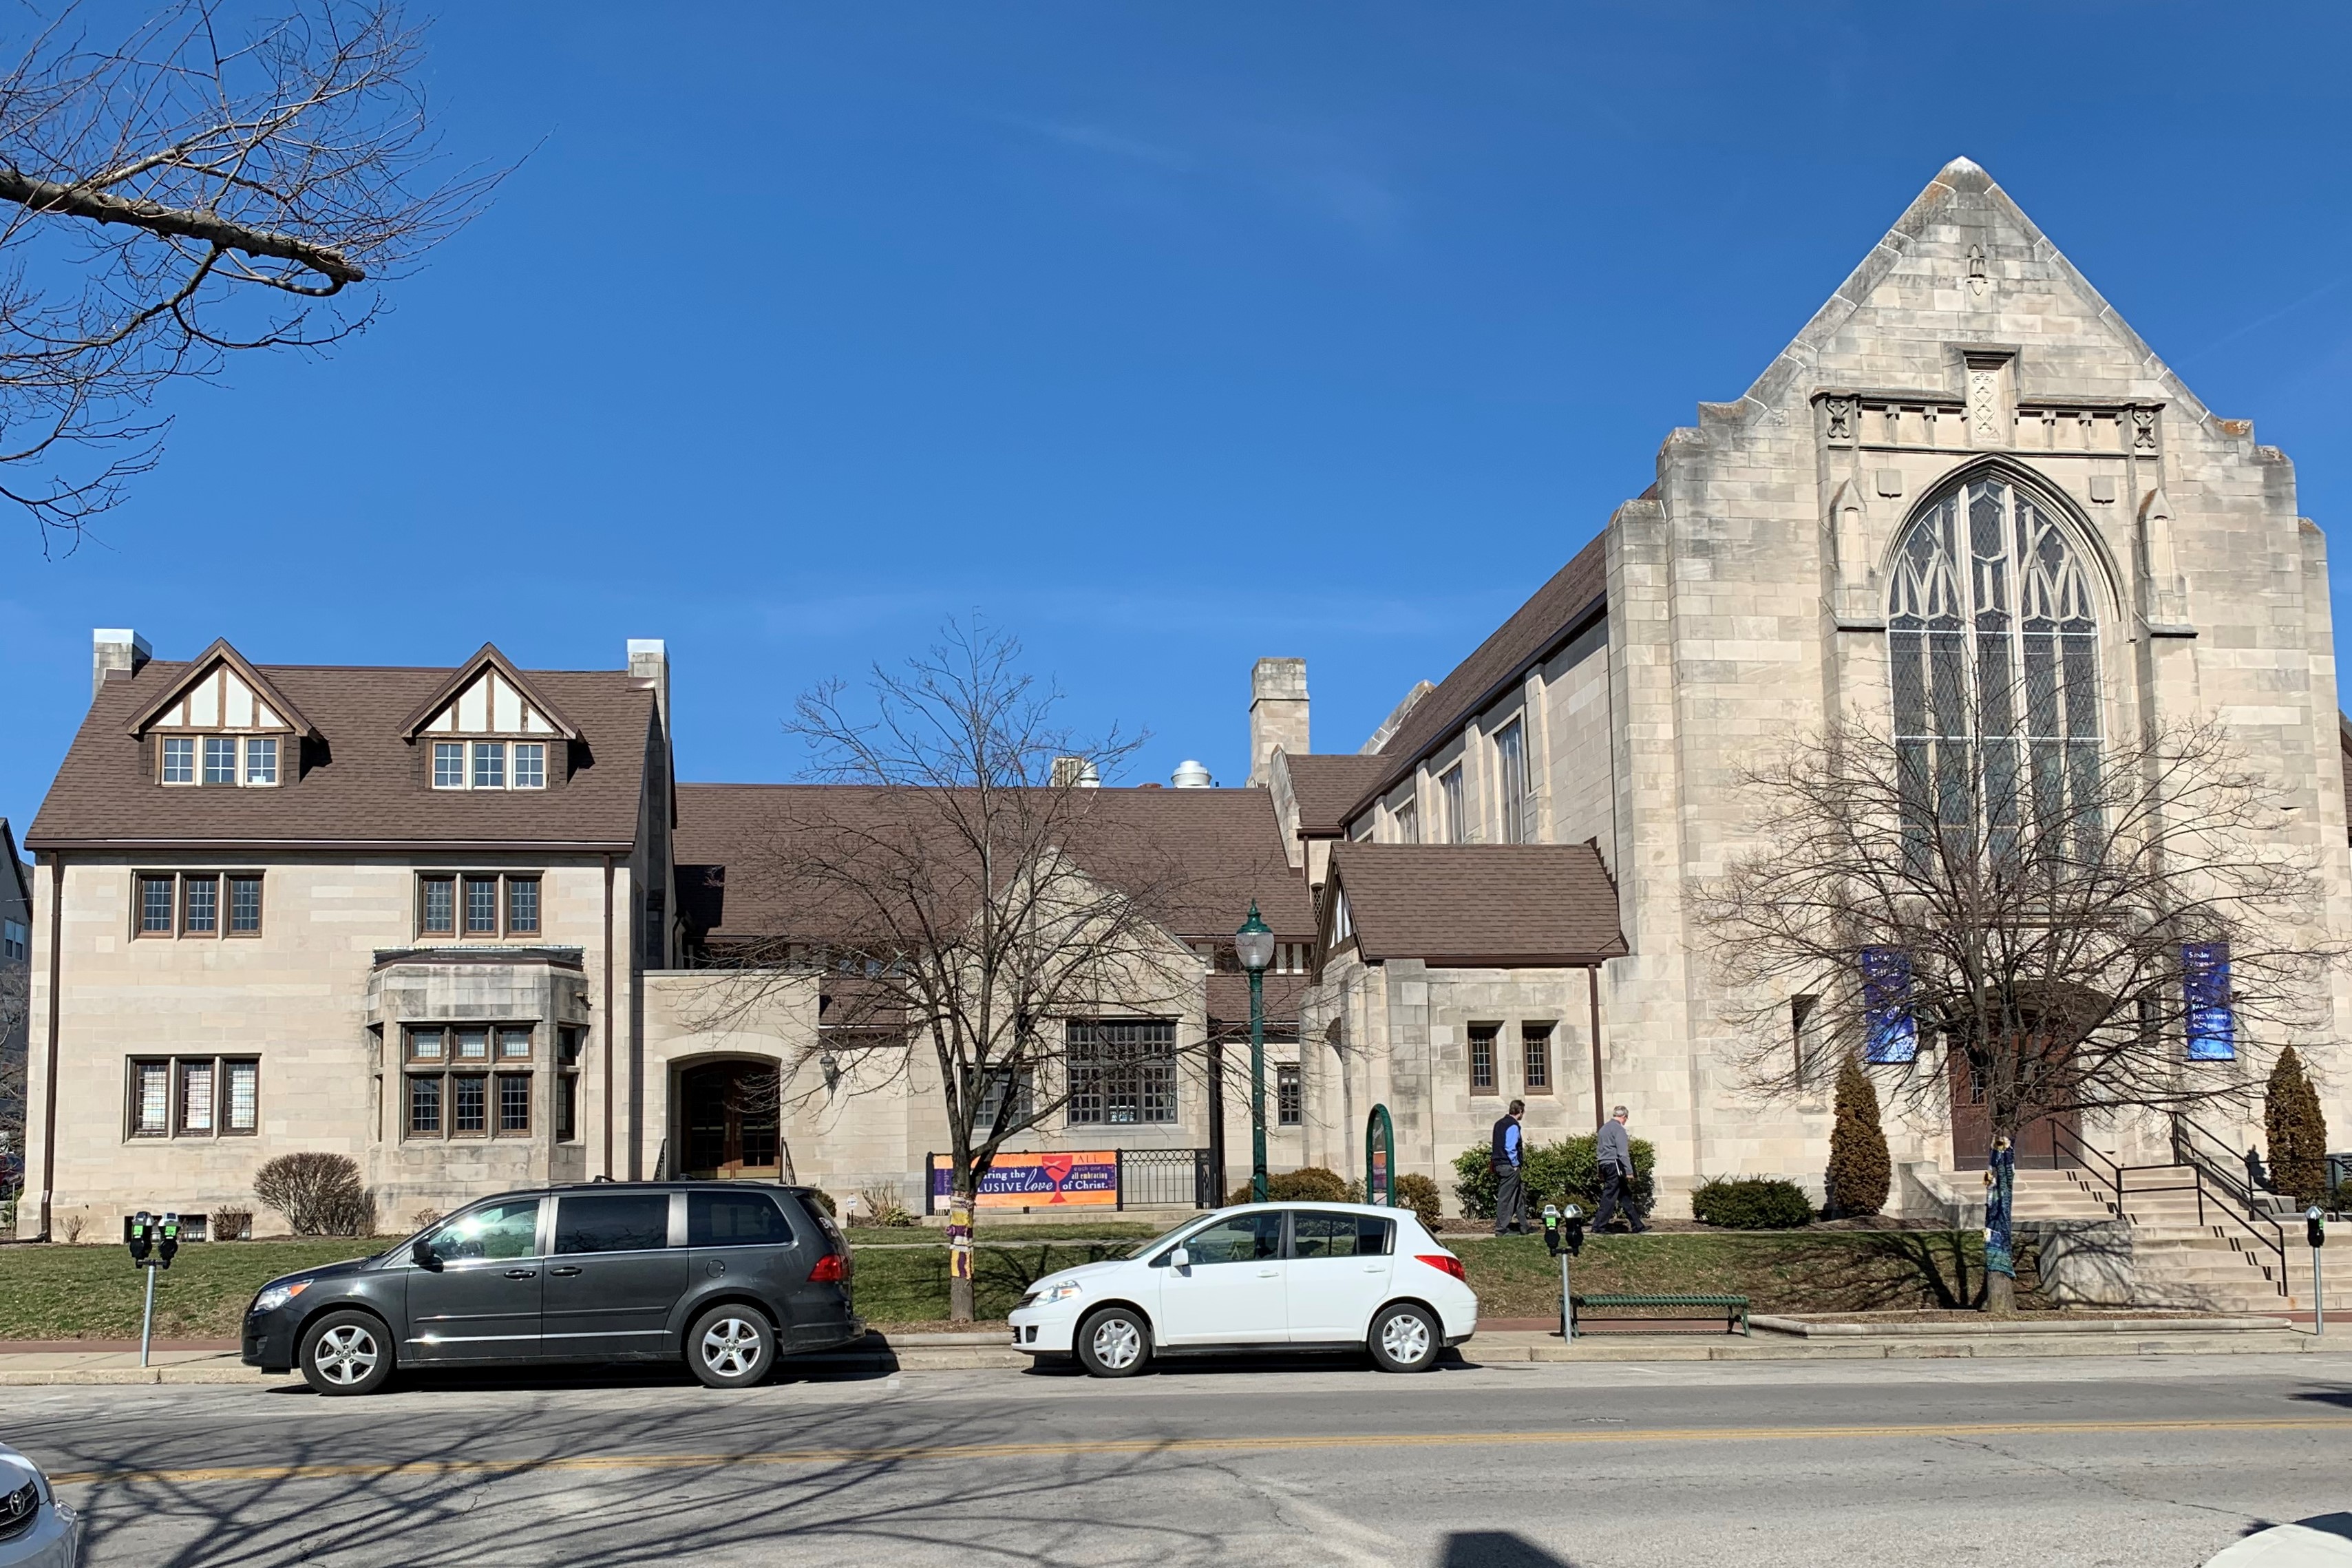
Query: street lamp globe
1235 902 1275 973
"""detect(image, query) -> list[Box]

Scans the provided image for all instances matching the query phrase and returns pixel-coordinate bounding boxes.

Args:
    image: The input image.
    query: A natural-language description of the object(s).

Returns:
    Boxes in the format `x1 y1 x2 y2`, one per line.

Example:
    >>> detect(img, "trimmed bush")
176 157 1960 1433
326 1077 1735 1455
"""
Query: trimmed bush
252 1153 374 1237
2265 1045 2331 1205
1226 1166 1353 1206
1452 1134 1657 1220
1826 1054 1892 1218
1392 1172 1443 1229
807 1189 838 1218
211 1207 253 1242
1691 1176 1815 1230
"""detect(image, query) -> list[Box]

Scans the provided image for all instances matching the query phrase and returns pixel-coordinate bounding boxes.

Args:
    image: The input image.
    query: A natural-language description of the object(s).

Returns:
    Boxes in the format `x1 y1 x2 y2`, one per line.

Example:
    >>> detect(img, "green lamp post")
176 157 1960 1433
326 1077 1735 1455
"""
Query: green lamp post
1235 902 1277 1204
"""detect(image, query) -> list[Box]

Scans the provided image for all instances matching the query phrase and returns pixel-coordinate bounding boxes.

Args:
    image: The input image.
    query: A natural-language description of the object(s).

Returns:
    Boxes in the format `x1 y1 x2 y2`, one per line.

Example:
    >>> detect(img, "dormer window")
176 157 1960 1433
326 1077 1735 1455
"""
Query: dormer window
131 642 311 790
403 645 579 794
432 740 547 791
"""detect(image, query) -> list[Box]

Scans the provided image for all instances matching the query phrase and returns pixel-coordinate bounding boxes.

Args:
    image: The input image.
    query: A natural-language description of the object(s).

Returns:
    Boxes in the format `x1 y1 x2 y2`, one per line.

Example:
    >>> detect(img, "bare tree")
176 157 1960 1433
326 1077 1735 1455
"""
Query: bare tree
0 959 26 1189
0 0 495 550
710 623 1203 1323
1699 712 2337 1310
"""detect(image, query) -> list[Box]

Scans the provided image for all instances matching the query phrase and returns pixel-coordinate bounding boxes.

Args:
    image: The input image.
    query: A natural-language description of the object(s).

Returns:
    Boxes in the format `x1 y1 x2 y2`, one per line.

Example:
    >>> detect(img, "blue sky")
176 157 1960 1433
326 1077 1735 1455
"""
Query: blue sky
8 3 2352 834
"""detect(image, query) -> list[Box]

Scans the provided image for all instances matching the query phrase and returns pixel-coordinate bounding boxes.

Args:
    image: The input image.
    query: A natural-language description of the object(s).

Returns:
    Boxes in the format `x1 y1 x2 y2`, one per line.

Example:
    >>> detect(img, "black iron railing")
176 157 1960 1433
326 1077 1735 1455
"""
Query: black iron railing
2170 1113 2290 1282
1118 1147 1215 1210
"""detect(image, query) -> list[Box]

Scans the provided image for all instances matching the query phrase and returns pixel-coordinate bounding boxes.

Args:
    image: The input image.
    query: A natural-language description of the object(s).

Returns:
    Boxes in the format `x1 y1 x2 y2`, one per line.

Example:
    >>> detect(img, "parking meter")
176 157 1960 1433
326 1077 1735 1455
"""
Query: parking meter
2311 1207 2329 1337
127 1210 153 1264
1562 1203 1587 1258
1543 1203 1562 1256
157 1212 180 1270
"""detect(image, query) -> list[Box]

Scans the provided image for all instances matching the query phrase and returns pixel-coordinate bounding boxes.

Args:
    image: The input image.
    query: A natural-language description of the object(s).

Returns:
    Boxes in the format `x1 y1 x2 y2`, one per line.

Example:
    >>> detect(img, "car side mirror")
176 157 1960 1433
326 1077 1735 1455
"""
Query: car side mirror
410 1237 443 1272
1169 1247 1189 1271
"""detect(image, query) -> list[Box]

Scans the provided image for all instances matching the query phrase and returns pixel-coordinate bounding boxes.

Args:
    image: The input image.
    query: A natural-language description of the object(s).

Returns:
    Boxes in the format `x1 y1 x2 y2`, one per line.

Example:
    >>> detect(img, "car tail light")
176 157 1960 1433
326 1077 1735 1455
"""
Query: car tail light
809 1253 847 1283
1415 1253 1466 1282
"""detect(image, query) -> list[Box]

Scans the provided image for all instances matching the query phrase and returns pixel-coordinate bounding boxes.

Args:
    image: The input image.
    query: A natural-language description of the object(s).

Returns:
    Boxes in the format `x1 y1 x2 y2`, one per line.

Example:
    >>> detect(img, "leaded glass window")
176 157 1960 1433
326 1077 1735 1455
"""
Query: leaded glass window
1065 1019 1177 1125
1887 477 2103 871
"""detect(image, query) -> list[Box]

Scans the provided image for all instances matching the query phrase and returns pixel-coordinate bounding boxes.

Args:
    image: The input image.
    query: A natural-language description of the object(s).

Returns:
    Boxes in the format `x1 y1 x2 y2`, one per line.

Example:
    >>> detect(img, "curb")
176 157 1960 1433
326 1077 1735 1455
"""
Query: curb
1748 1314 2295 1338
0 1328 2330 1387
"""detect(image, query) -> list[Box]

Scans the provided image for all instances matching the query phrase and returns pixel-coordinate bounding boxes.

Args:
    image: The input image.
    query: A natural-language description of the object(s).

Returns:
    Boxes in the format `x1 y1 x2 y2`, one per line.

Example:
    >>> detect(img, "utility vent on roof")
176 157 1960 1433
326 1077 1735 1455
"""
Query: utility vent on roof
1170 760 1212 788
423 668 560 737
1050 756 1101 788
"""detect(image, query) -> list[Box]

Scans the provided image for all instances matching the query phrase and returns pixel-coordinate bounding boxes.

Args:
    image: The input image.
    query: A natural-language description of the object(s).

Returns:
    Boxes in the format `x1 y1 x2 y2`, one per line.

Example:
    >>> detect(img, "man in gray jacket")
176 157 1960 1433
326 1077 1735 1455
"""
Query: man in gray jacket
1594 1105 1646 1233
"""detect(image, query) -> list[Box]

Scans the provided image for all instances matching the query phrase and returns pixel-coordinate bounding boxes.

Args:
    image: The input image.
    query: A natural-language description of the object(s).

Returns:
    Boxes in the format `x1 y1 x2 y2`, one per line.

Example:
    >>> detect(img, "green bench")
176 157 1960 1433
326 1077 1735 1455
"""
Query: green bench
1571 1293 1750 1336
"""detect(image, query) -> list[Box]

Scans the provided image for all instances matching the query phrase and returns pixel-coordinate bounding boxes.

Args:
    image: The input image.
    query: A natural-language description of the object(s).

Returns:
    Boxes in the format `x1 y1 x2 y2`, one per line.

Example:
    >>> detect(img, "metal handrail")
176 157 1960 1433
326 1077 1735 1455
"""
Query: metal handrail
2170 1114 2290 1282
2047 1122 2126 1214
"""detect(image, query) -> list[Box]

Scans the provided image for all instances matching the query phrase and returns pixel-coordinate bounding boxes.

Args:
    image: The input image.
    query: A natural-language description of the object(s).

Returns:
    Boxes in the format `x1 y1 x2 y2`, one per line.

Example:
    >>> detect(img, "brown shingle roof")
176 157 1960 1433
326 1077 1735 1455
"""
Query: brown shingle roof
1281 754 1392 836
1326 843 1624 966
674 783 1313 944
1340 531 1609 825
28 661 657 850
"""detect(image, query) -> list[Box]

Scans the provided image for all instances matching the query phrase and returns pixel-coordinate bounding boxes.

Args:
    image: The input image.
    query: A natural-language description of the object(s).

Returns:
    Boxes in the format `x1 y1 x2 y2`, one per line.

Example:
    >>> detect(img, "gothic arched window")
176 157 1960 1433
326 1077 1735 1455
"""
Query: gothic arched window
1887 475 2103 869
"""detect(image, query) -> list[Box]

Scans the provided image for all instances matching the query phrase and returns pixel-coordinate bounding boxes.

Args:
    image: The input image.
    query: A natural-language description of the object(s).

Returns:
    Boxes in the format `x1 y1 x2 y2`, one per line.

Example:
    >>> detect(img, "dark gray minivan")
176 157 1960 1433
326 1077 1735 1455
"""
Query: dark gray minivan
242 1183 860 1395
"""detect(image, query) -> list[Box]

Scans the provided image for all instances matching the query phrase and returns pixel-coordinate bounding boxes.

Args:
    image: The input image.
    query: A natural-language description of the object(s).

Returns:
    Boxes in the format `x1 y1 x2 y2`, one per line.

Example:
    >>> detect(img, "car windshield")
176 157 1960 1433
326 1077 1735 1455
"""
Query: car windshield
1123 1211 1228 1261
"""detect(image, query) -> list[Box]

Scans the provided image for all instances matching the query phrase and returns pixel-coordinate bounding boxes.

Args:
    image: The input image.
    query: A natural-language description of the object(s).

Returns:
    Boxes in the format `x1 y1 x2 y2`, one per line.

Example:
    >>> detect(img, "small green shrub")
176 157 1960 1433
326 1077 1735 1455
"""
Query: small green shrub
1452 1134 1656 1220
1691 1176 1816 1230
1226 1166 1353 1205
806 1189 838 1218
1393 1172 1443 1229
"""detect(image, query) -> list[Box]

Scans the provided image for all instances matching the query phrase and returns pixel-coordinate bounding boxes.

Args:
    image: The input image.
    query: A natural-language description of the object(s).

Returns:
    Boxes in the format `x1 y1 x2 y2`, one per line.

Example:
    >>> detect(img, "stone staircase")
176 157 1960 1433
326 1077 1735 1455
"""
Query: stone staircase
2015 1165 2352 1315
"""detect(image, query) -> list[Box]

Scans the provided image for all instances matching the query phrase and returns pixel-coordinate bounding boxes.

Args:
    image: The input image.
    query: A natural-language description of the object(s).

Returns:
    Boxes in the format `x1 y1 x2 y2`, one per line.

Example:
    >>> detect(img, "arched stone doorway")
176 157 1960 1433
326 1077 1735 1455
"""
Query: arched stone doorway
678 1059 781 1179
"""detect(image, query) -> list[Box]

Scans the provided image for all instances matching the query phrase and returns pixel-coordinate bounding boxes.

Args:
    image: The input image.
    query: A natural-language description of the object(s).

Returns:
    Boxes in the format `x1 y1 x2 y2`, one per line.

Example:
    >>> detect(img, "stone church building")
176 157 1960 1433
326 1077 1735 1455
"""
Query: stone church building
15 158 2350 1240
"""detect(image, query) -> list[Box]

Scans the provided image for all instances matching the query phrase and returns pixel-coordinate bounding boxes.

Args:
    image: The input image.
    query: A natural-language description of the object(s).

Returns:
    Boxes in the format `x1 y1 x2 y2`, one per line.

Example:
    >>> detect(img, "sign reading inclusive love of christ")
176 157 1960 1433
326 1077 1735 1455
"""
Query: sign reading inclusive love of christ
929 1151 1121 1209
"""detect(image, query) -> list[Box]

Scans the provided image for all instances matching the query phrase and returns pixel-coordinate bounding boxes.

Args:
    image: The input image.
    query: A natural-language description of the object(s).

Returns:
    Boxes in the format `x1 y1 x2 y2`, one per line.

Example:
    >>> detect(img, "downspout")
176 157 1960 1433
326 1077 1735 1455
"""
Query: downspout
602 854 615 1179
1587 962 1606 1131
37 853 63 1240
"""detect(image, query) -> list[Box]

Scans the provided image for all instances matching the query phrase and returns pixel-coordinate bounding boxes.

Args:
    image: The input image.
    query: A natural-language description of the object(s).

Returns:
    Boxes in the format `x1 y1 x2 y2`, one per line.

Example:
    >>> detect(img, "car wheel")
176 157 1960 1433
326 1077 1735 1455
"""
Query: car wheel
299 1310 394 1397
1367 1302 1440 1373
688 1305 778 1390
1074 1306 1152 1378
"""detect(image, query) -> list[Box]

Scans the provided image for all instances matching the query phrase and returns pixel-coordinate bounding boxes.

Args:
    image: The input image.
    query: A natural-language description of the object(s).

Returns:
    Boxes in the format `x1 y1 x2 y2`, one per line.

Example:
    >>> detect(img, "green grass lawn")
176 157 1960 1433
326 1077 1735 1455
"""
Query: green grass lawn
0 1227 2029 1339
1450 1229 2035 1318
0 1240 385 1339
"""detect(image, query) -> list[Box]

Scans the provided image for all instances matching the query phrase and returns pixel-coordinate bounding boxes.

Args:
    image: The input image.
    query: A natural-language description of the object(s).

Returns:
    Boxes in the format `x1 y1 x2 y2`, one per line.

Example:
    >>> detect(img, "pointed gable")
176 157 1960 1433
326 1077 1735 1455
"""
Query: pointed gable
399 644 580 742
127 639 316 739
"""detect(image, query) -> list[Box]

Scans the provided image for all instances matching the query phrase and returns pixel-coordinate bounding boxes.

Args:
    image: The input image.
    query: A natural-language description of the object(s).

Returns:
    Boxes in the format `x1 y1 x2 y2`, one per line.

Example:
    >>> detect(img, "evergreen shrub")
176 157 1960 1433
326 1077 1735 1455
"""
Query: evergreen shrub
2265 1045 2331 1205
1450 1134 1657 1220
1690 1176 1815 1230
1226 1166 1353 1206
1825 1055 1892 1217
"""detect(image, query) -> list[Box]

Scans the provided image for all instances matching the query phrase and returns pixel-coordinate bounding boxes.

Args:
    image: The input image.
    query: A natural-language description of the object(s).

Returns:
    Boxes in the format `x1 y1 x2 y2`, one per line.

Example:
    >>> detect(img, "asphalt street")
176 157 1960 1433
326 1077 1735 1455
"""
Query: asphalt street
4 1350 2351 1567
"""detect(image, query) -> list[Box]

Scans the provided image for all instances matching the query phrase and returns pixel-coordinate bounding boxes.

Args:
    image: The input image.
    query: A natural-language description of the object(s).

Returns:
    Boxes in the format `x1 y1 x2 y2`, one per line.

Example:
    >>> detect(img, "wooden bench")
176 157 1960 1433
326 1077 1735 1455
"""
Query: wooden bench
1571 1293 1750 1336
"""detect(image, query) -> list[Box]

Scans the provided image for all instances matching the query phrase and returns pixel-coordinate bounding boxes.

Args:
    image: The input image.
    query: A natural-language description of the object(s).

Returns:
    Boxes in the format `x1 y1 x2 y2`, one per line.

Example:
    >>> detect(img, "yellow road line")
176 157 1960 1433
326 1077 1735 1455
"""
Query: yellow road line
48 1416 2352 1489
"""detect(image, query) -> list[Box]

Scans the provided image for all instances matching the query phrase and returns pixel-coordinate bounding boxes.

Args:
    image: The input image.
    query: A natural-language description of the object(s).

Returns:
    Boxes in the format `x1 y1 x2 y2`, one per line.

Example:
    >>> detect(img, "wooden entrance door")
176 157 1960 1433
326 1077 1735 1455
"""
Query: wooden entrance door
680 1061 781 1178
1949 1045 2081 1170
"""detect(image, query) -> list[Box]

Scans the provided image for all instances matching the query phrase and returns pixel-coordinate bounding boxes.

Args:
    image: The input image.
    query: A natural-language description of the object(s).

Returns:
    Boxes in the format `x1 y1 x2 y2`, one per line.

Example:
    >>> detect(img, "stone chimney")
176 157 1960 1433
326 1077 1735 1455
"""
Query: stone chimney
92 628 150 701
1248 657 1308 786
627 639 669 731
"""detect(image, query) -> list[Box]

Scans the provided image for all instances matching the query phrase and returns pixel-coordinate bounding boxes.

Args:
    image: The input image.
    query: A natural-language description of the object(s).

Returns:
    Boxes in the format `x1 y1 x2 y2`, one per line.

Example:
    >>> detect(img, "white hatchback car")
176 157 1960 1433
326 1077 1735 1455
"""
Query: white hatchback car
1008 1202 1477 1377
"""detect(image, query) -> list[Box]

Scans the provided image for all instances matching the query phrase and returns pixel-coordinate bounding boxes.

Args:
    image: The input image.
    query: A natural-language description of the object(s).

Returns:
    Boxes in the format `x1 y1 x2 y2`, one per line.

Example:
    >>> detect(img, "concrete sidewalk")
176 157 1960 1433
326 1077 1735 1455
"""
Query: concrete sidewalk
0 1319 2336 1386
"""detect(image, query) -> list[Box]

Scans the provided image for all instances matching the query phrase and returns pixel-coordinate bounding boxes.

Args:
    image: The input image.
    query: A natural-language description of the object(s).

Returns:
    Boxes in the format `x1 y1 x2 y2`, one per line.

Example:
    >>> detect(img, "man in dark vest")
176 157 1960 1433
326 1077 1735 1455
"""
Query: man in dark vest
1595 1103 1646 1233
1491 1099 1528 1236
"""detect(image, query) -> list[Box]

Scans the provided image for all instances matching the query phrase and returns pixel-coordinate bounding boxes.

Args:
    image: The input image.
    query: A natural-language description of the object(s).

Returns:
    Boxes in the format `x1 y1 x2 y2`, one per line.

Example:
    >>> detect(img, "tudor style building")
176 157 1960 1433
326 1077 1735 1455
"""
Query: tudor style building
17 158 2352 1238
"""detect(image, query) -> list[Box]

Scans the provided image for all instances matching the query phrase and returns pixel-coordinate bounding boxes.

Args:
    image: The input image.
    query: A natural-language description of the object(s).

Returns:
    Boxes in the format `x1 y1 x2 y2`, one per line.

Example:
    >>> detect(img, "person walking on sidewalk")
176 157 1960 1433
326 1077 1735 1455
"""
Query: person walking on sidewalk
1492 1099 1529 1235
1595 1105 1646 1233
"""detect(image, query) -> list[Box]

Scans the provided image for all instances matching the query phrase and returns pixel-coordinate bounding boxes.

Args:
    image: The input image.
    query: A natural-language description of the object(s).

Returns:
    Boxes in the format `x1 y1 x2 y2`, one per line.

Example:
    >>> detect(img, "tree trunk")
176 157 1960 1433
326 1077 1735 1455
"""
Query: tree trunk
946 1174 976 1324
1984 1269 2015 1316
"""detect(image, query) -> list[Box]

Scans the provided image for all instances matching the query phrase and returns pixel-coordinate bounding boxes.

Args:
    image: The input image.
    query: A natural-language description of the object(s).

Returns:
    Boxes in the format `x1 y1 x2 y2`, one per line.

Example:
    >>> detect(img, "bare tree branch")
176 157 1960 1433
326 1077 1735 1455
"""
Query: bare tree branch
1697 710 2339 1154
0 0 503 553
693 621 1208 1322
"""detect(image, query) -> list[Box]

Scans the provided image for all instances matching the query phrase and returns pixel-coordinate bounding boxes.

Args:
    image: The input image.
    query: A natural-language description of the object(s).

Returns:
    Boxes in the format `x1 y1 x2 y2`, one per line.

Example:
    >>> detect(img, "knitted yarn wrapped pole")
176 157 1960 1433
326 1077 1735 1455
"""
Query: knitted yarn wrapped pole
1982 1136 2017 1313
